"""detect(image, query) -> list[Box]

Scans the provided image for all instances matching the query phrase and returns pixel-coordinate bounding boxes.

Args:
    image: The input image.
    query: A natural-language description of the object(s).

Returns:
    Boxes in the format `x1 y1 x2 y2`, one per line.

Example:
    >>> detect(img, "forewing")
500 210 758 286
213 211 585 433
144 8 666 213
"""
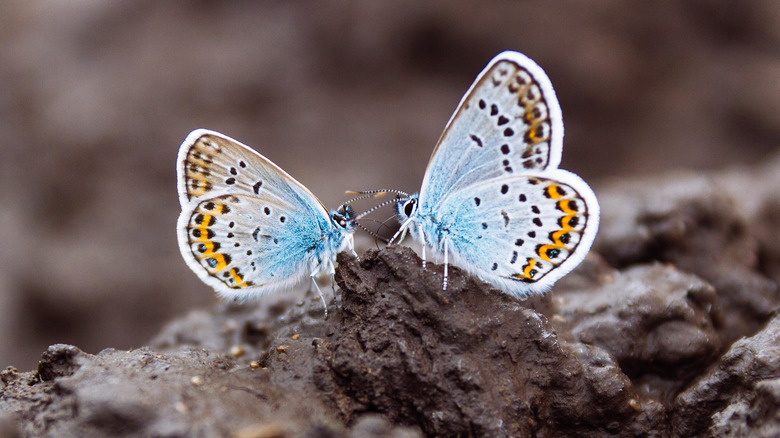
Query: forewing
177 129 328 216
419 51 563 212
439 169 598 297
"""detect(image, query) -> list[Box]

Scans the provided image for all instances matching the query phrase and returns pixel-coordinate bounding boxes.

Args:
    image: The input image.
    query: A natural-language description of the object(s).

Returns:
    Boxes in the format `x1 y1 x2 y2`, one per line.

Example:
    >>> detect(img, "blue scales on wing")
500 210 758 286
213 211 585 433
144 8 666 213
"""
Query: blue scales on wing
176 130 348 300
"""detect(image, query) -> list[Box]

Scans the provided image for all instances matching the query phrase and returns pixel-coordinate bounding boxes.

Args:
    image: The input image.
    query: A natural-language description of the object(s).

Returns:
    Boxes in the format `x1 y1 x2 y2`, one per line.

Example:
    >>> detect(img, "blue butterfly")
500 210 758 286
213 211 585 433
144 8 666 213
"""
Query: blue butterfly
378 51 600 297
176 129 356 309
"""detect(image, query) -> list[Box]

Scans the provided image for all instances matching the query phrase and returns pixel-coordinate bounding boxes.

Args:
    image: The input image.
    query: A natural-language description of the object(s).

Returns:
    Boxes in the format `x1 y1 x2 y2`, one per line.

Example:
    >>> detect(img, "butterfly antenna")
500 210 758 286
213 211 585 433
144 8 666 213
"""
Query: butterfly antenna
343 189 410 204
352 196 408 221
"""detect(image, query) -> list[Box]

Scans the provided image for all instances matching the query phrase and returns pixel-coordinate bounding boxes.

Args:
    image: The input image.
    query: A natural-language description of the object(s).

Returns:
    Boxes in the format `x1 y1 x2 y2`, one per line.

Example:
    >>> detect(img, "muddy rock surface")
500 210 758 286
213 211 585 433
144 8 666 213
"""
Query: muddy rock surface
3 158 780 436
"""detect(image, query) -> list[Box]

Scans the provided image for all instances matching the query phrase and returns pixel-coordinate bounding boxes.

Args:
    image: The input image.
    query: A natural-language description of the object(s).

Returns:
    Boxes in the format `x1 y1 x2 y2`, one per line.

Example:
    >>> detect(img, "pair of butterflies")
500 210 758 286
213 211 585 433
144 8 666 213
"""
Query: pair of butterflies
176 51 599 304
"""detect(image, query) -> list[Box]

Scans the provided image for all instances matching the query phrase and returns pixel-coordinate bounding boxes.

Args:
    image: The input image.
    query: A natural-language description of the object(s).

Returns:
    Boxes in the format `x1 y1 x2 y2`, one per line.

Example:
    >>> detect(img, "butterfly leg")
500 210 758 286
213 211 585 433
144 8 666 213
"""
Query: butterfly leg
389 218 412 245
443 237 449 290
310 259 334 319
419 223 427 270
310 275 329 320
347 233 359 261
397 225 409 245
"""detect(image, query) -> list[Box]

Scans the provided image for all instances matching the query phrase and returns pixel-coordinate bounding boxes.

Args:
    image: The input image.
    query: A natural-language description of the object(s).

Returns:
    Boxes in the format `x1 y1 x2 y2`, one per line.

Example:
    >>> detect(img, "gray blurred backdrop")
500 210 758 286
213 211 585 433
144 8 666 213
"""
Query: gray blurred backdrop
1 1 779 370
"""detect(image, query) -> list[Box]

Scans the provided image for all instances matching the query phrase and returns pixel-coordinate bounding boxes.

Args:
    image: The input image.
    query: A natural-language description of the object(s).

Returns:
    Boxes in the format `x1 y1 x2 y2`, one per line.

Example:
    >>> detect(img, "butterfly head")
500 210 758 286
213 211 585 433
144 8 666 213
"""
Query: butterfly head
331 204 357 232
394 193 419 222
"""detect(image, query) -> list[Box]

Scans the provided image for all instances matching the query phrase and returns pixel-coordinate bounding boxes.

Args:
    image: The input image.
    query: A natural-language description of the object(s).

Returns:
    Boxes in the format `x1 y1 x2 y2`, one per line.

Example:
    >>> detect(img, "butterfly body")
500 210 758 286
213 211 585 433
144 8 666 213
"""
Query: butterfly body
391 51 599 297
177 129 355 301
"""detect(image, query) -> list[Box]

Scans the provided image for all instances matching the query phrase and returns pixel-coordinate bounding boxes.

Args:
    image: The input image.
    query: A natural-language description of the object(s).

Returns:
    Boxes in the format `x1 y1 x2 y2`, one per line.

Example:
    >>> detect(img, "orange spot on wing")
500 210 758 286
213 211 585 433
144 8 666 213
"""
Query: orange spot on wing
210 253 228 272
187 173 211 196
228 268 247 287
523 258 537 278
197 240 216 257
546 184 564 200
513 258 538 280
538 244 557 262
551 230 568 247
557 199 577 215
196 215 212 241
560 214 577 230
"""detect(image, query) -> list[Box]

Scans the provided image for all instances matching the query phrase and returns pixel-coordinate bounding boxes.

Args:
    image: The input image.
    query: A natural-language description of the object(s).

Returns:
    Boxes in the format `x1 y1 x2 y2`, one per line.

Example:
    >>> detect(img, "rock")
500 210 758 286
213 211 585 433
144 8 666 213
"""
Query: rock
1 247 645 437
673 313 780 436
36 344 91 382
720 155 780 292
711 378 780 438
1 240 778 436
312 247 639 437
596 172 779 343
553 257 721 383
2 346 351 437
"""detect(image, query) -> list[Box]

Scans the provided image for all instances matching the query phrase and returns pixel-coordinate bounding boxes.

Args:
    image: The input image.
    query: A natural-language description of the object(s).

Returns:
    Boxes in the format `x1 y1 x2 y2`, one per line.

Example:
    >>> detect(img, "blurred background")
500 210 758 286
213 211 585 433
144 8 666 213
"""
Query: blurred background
1 1 778 370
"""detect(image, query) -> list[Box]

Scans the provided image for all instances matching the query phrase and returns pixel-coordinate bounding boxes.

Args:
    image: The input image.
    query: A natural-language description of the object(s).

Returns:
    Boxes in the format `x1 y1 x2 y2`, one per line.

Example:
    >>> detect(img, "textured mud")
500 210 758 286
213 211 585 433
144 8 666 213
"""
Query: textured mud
3 155 780 437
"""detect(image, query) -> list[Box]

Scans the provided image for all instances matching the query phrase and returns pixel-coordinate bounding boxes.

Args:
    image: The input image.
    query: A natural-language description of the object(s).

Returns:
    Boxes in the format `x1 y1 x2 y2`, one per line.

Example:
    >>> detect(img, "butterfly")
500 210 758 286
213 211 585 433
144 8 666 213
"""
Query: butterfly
374 51 600 297
176 129 357 310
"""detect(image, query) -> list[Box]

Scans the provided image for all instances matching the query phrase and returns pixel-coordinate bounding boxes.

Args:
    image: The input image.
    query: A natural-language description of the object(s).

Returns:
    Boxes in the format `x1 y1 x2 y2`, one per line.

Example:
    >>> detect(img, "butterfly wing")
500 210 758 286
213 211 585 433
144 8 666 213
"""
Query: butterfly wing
176 129 338 299
177 129 329 212
418 51 563 214
435 169 599 297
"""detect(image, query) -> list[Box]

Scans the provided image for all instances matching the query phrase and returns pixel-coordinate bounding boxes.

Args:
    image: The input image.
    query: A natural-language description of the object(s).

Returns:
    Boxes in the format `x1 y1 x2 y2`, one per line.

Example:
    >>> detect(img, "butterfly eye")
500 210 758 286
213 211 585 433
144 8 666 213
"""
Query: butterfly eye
404 199 416 217
331 207 353 229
